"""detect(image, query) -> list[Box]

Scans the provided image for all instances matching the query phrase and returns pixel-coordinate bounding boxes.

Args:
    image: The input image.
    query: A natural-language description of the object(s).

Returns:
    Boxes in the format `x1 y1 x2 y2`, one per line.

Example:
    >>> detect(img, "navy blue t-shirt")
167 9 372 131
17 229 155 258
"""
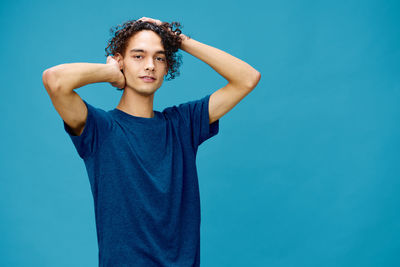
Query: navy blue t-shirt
62 94 219 267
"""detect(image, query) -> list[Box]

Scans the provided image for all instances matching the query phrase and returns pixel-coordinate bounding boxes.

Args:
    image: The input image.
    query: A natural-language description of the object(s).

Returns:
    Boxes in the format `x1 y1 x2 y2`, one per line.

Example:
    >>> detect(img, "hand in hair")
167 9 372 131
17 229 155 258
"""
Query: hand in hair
137 17 189 40
137 17 162 26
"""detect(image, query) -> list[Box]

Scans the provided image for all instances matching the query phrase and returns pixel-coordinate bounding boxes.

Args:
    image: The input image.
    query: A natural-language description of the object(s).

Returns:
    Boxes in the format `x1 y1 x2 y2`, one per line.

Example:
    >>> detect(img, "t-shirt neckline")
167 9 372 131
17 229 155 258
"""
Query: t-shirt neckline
111 108 161 123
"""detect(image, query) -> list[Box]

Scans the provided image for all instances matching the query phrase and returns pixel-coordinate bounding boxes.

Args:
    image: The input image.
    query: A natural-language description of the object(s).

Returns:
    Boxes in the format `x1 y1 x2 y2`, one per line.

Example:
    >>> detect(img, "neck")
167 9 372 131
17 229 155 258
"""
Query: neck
116 87 155 118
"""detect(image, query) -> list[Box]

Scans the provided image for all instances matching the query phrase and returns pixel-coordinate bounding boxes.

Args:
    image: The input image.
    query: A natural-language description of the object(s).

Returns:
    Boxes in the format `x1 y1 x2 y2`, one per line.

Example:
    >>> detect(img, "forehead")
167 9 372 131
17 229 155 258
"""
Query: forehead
126 30 164 52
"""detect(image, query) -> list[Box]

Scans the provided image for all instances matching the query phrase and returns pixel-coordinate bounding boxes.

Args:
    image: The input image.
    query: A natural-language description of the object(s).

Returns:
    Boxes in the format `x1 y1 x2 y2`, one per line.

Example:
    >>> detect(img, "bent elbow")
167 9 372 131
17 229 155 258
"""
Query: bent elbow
42 68 62 93
246 70 261 90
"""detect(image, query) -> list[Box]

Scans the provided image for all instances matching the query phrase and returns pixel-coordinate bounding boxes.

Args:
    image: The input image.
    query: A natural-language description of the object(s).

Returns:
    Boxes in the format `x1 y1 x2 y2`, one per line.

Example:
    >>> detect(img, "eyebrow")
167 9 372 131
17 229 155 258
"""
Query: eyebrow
129 49 166 55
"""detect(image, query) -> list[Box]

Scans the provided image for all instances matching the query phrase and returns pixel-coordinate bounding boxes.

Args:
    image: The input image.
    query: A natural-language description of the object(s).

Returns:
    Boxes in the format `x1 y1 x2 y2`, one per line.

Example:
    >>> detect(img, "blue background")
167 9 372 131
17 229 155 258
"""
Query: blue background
1 0 399 266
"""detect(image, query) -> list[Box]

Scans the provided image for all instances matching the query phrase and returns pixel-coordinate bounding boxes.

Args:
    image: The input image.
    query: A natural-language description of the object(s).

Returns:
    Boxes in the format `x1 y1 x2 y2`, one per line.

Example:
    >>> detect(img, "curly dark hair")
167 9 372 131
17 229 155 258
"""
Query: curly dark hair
105 19 189 90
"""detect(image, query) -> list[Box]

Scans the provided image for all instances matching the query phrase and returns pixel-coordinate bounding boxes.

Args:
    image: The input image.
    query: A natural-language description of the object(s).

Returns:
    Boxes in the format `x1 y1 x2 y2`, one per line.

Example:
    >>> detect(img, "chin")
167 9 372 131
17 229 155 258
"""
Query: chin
131 86 159 96
126 79 162 93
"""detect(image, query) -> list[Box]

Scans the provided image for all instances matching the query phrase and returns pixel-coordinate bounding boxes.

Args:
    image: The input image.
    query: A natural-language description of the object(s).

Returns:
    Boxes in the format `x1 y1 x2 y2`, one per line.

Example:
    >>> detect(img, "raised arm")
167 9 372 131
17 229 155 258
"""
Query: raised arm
42 57 125 135
137 17 261 124
180 36 260 90
180 36 261 123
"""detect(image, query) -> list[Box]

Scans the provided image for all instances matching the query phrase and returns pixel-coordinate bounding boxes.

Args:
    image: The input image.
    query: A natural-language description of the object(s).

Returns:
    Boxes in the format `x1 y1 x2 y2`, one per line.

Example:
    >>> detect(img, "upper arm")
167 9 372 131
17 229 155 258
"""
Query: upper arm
42 69 87 136
208 82 258 124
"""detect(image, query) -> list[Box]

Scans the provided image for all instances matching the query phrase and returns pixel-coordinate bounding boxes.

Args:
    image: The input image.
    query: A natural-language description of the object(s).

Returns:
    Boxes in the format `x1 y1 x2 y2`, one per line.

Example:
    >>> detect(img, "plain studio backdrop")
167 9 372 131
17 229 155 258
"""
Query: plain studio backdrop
0 0 399 266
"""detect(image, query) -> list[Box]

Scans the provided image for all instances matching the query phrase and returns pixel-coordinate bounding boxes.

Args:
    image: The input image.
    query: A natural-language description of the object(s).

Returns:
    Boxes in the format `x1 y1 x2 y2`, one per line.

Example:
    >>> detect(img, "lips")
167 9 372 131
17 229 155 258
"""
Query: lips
140 76 156 80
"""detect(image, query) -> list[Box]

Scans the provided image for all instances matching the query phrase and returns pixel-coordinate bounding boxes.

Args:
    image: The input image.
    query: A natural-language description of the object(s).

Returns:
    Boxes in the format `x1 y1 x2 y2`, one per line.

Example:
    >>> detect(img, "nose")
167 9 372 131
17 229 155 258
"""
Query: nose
145 58 155 71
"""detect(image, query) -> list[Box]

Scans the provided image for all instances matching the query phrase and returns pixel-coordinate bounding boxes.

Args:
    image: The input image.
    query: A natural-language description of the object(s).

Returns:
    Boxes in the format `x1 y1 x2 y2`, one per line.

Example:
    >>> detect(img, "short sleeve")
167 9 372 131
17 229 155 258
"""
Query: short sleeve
63 100 112 160
176 94 220 149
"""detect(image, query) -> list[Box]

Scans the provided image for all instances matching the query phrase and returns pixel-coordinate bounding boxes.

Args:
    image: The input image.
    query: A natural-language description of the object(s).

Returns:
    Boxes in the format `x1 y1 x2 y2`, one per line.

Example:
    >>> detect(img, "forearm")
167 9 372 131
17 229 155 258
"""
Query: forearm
43 63 115 93
180 35 260 89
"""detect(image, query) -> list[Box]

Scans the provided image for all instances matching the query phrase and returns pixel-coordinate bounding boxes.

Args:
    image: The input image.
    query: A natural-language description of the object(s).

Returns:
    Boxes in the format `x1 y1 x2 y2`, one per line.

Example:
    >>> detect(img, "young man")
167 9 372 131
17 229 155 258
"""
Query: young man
42 17 260 267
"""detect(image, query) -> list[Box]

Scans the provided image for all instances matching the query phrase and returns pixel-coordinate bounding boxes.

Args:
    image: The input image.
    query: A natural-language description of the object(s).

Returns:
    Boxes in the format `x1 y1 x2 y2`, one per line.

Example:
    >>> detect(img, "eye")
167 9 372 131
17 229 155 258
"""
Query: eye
156 57 165 62
133 55 142 59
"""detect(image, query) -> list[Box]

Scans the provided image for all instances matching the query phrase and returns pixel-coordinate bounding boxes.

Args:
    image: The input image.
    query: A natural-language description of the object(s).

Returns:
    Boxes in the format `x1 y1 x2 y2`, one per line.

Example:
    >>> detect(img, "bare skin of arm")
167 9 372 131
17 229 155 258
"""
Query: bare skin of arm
42 57 125 136
138 17 261 124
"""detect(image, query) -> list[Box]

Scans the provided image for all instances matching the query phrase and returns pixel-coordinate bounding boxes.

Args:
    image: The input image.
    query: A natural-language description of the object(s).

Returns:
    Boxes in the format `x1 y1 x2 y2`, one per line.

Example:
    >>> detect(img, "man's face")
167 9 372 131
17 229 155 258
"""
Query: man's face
116 30 168 95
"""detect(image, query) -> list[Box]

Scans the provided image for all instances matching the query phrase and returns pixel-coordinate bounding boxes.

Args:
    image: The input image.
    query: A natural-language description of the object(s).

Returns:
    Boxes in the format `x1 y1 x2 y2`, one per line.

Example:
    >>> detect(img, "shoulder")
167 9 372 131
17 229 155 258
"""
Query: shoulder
161 94 211 124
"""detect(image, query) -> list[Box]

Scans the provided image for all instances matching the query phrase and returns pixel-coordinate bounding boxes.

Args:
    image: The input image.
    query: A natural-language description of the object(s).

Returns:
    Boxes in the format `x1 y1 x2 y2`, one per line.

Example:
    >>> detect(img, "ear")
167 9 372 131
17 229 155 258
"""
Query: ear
114 52 124 70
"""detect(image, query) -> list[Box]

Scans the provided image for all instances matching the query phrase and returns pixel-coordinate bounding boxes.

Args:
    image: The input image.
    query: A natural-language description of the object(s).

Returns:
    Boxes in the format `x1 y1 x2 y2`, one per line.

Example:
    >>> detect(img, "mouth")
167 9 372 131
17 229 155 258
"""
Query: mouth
140 76 156 82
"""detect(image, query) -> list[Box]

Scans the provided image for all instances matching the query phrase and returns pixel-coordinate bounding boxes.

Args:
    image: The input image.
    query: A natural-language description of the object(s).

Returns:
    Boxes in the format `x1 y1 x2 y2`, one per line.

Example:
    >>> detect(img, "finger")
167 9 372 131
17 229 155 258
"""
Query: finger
138 17 159 24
